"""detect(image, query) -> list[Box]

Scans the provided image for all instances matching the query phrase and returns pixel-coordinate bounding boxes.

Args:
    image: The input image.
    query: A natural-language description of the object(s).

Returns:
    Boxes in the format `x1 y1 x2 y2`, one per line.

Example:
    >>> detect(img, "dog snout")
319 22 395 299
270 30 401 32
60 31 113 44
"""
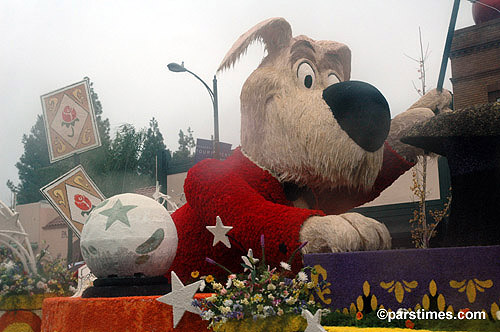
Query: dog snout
322 81 390 152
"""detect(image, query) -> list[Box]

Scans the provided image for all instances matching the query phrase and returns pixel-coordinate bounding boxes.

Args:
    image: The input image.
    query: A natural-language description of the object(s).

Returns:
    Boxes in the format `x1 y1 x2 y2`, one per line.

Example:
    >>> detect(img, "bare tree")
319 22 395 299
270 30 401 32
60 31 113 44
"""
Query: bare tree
406 28 451 248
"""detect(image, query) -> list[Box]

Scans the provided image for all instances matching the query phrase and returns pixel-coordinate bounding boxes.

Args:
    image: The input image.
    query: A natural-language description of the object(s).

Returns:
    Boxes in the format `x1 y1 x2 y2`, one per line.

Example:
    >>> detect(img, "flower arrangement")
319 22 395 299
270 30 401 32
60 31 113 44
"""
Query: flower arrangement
193 235 328 332
0 246 77 300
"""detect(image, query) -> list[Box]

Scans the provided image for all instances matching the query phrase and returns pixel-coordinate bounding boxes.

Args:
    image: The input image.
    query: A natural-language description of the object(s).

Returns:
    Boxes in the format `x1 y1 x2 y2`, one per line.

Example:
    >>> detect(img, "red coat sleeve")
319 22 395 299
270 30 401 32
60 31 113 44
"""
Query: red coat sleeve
169 158 324 281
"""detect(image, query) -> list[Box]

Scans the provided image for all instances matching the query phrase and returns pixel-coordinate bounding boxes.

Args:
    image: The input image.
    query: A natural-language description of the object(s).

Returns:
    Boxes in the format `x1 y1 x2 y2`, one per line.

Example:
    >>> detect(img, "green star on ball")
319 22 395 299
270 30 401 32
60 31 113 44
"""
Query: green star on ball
99 199 137 230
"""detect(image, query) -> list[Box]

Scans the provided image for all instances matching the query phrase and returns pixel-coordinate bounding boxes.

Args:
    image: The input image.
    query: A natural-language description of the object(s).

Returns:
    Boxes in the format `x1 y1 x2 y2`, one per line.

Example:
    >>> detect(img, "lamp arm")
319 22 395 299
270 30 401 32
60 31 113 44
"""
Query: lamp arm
185 69 215 103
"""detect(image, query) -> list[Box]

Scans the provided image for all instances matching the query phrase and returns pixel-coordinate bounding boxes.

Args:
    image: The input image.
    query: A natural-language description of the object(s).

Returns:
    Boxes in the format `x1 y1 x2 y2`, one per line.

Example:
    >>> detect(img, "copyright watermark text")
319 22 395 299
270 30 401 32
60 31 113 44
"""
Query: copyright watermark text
377 308 486 322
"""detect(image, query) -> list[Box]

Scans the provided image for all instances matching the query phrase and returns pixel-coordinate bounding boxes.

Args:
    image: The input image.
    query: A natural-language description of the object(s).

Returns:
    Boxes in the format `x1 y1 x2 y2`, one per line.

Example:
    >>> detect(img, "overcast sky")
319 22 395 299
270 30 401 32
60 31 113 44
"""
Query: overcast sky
0 0 475 205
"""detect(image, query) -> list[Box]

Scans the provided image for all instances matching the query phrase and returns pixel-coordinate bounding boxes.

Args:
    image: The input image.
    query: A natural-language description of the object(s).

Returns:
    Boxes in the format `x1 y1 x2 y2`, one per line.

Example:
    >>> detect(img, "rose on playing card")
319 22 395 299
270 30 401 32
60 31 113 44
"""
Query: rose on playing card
61 106 79 137
62 106 77 123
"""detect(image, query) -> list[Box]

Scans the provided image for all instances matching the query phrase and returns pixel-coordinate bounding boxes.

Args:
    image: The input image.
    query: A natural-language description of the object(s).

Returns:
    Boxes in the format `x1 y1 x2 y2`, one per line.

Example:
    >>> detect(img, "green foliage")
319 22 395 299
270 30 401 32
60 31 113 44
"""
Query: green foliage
0 246 77 297
13 114 62 204
138 117 166 177
171 127 195 165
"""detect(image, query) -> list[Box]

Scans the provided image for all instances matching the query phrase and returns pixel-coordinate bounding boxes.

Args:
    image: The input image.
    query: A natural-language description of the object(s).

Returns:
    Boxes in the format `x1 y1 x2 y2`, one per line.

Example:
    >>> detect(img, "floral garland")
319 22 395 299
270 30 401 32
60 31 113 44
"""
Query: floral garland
0 247 77 299
193 235 328 331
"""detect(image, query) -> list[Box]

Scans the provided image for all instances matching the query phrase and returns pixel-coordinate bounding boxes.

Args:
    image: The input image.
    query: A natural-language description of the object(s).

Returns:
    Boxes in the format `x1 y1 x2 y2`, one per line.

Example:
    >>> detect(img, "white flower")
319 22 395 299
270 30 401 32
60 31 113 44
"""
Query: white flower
225 278 232 289
220 306 231 314
202 310 215 320
280 262 291 271
13 274 21 281
268 294 275 300
2 261 15 270
199 280 206 292
297 271 308 282
267 283 276 291
241 249 259 272
69 285 77 293
36 281 45 289
223 299 233 307
285 297 297 305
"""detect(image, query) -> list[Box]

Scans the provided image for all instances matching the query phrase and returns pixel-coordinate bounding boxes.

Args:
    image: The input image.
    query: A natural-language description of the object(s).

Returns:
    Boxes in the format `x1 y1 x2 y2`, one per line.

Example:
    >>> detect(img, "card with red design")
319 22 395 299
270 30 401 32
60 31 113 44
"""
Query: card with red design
41 79 101 163
40 165 105 237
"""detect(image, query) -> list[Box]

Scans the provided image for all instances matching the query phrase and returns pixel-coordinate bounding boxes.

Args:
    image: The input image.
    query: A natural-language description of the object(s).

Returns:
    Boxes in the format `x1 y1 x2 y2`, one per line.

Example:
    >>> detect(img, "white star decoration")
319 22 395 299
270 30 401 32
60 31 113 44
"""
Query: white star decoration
206 216 233 248
157 271 203 328
302 309 326 332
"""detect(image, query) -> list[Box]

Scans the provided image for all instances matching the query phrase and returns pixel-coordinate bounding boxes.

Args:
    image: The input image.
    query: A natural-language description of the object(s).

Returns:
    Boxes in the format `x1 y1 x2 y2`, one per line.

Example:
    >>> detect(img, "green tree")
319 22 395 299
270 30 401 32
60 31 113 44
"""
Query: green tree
106 124 143 172
13 115 66 204
96 123 154 196
171 127 195 164
138 117 166 177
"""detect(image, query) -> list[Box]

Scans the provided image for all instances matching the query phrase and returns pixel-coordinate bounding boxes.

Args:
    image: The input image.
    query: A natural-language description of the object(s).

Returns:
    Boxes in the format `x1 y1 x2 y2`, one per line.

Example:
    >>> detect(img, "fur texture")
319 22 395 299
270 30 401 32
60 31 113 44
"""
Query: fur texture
167 18 452 281
236 33 382 192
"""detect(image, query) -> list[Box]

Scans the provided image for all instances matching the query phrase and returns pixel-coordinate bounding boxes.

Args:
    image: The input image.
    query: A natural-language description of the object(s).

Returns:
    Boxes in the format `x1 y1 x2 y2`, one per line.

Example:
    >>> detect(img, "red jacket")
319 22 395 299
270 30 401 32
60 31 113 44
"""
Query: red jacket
169 144 412 281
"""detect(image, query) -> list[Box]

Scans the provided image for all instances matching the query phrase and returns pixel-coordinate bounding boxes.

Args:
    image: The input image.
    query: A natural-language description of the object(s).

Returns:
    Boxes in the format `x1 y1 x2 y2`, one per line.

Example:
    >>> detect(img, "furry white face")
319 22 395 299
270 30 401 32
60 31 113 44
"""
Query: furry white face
219 18 390 192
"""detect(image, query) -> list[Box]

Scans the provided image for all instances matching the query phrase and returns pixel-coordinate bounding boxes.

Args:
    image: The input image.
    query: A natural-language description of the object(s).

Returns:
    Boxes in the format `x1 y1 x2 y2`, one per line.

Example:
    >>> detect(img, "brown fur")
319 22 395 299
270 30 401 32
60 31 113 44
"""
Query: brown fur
220 20 381 192
219 18 451 253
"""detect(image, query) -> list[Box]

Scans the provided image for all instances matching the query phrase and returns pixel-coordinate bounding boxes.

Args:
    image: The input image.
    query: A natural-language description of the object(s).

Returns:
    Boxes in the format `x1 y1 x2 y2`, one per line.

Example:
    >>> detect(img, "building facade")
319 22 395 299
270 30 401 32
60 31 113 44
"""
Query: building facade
450 18 500 109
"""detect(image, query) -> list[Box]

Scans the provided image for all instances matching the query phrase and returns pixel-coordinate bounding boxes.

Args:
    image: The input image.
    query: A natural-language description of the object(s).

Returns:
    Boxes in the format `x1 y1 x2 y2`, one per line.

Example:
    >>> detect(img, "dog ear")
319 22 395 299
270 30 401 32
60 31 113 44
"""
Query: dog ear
217 17 292 73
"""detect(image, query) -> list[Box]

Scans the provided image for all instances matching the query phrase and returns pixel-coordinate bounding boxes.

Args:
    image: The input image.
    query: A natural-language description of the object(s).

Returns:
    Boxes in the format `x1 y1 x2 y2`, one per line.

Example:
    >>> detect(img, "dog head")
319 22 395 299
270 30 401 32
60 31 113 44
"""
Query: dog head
218 18 391 191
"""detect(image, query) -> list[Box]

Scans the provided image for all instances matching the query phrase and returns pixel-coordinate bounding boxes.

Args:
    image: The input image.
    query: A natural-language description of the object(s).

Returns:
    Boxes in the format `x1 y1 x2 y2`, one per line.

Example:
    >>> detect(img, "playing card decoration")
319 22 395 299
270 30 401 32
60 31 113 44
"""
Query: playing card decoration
41 79 101 163
40 165 105 237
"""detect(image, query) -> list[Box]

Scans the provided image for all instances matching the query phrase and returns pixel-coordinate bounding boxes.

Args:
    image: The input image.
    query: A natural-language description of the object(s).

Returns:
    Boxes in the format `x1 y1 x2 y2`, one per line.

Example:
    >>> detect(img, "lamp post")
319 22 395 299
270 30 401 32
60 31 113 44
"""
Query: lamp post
167 62 220 160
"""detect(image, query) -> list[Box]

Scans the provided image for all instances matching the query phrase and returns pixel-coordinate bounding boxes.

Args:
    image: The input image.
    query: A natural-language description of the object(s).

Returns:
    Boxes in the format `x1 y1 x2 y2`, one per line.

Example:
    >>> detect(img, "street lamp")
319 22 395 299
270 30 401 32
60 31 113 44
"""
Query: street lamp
167 62 220 160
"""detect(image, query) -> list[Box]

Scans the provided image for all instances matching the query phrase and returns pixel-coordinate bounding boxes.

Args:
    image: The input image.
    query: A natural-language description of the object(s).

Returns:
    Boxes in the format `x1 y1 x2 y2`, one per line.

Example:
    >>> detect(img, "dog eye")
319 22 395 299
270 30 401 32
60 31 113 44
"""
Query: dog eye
327 73 340 86
297 62 315 89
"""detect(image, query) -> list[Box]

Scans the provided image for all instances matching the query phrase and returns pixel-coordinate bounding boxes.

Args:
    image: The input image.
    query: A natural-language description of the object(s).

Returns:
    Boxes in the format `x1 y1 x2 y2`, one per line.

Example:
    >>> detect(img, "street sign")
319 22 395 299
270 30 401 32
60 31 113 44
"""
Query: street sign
194 138 232 163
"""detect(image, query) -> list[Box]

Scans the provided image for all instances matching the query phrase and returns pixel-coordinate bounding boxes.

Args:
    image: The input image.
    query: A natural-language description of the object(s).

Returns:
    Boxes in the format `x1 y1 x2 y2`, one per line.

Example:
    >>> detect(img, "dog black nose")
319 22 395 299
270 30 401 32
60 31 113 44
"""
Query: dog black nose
322 81 390 152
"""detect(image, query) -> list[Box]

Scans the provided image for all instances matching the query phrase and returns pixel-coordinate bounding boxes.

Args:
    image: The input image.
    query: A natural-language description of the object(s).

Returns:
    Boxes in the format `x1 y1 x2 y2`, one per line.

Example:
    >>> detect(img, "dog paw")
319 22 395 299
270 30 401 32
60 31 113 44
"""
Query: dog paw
299 213 391 254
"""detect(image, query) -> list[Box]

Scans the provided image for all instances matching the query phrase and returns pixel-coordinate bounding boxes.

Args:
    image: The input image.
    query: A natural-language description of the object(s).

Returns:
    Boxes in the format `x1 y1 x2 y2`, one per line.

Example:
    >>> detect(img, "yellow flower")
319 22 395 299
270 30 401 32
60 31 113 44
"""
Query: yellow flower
252 294 263 302
191 271 200 278
271 274 279 281
234 279 245 289
205 275 214 283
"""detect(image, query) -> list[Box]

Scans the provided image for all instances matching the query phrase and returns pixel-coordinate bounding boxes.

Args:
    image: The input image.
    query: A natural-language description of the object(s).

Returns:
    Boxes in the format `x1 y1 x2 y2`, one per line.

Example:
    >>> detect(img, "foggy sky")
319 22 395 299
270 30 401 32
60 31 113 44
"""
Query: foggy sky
0 0 475 205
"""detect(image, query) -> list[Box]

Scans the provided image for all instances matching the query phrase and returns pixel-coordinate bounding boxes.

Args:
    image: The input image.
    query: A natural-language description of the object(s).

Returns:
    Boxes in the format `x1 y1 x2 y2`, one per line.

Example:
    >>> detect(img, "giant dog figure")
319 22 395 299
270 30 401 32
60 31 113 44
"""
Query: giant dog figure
168 18 451 281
